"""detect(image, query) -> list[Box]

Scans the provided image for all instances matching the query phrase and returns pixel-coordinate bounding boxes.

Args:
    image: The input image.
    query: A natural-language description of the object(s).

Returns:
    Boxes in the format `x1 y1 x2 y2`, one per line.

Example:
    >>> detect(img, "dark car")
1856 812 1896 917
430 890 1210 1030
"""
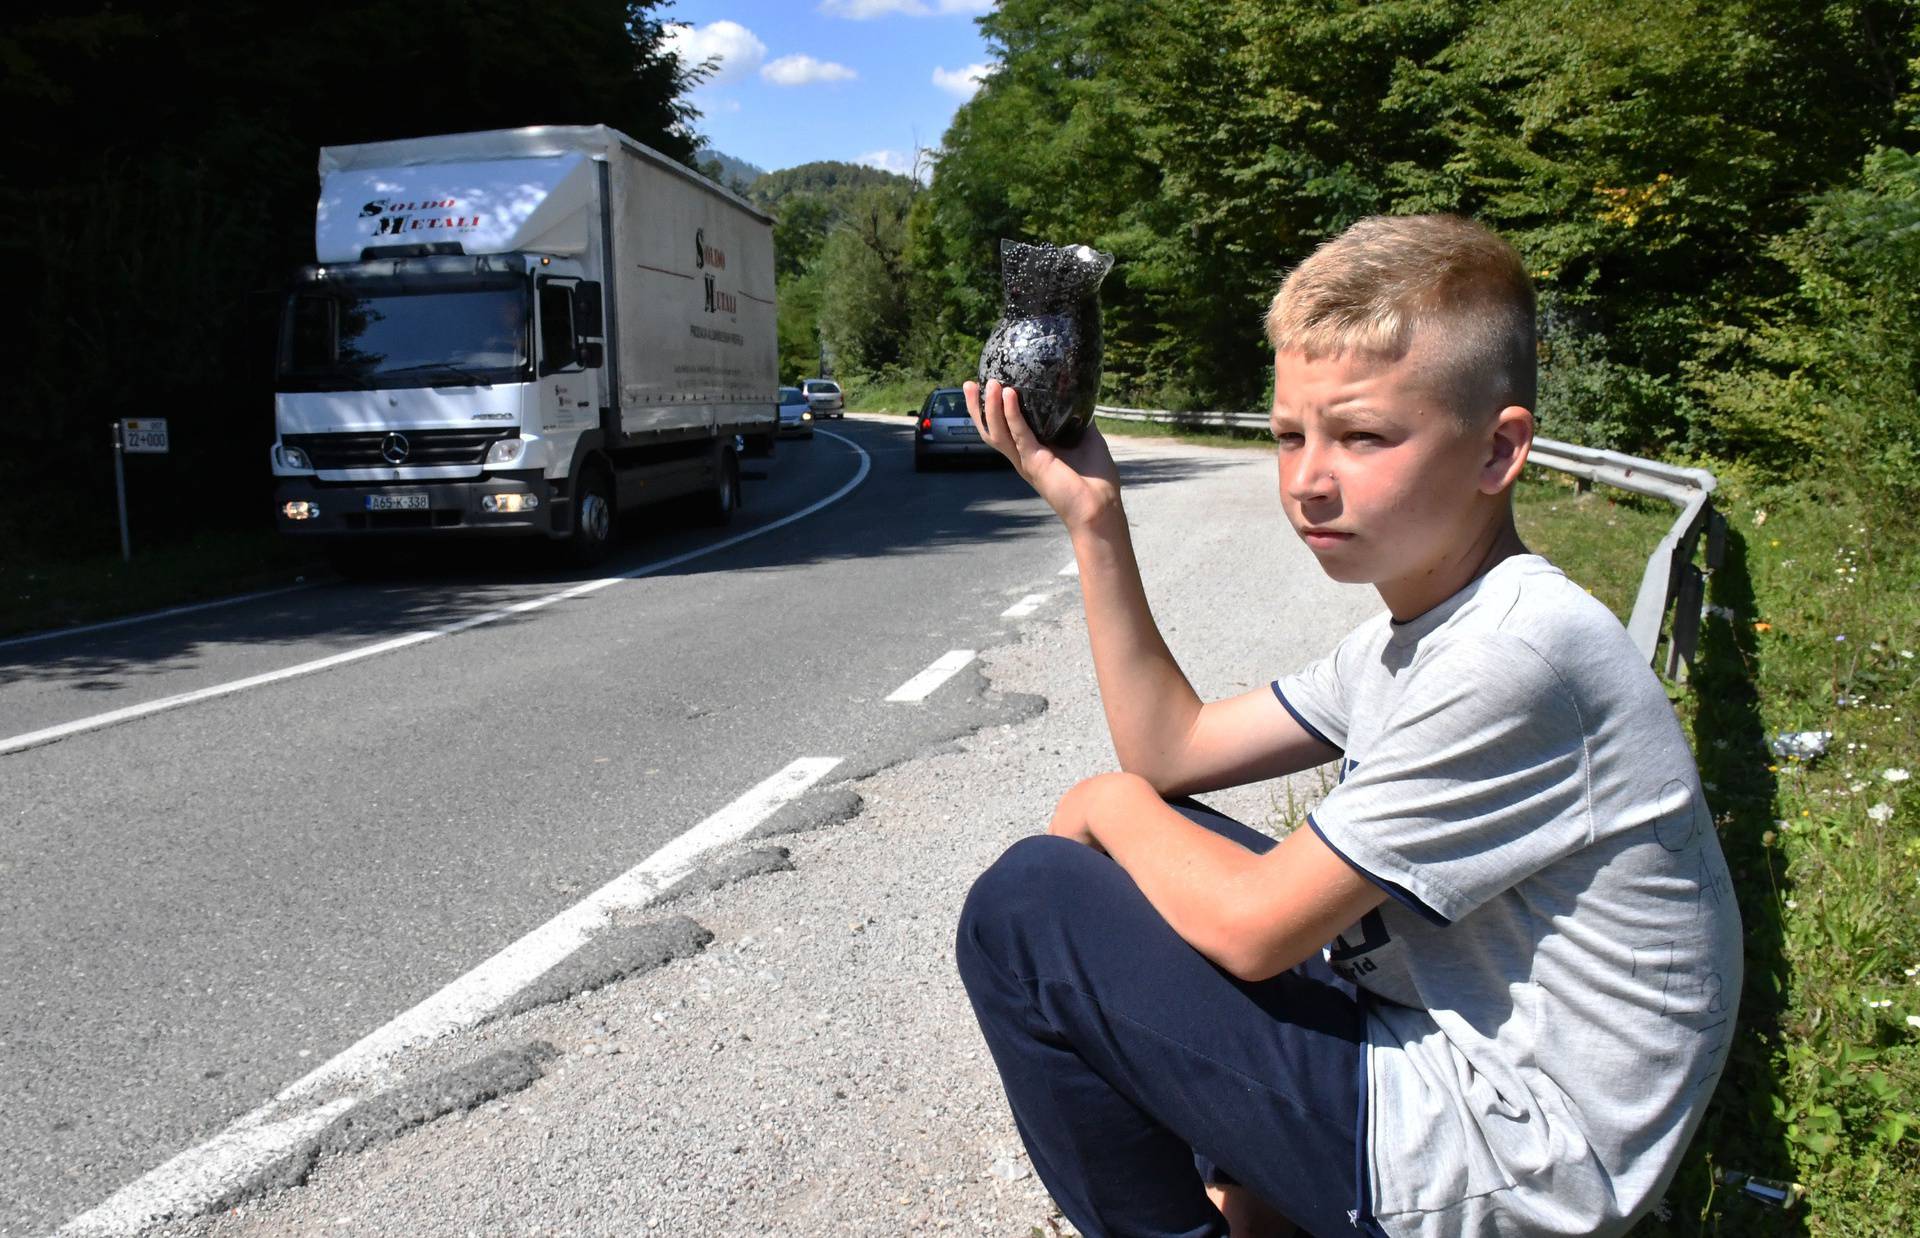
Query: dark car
777 386 815 438
913 387 1002 471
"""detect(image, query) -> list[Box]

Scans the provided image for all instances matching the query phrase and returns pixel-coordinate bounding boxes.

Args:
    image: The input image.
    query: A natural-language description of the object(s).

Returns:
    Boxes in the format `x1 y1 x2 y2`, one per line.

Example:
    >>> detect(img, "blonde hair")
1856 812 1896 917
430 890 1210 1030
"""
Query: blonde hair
1265 214 1536 418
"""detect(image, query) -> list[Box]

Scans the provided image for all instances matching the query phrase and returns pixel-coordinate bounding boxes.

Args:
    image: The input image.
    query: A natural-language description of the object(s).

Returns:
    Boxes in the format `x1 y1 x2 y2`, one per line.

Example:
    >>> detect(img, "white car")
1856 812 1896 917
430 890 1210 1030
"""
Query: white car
776 386 815 438
801 378 845 418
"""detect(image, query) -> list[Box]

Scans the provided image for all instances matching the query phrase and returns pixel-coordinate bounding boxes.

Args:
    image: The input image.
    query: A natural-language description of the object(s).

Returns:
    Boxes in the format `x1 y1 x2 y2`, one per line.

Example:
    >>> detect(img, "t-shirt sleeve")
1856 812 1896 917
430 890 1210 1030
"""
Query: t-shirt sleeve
1307 634 1592 925
1271 635 1358 753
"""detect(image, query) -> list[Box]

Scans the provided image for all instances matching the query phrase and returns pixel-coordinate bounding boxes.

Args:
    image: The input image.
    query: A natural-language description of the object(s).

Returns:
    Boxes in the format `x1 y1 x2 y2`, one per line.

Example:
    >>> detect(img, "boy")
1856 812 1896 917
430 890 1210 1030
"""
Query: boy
955 214 1742 1238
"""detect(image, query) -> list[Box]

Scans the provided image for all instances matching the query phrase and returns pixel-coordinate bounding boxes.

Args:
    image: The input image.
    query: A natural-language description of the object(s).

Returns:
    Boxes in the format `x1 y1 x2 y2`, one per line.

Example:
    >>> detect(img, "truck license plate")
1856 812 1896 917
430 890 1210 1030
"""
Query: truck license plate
365 493 428 511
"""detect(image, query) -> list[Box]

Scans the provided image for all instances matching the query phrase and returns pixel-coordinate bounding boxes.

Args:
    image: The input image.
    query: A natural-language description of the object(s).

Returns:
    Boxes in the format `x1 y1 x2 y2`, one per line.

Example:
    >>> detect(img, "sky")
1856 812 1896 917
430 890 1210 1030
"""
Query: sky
661 1 997 178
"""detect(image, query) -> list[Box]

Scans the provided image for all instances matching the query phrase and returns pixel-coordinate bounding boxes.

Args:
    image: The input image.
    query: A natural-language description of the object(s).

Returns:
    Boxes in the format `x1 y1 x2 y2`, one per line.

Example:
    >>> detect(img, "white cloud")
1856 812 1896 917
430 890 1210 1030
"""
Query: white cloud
856 149 917 176
821 0 995 18
932 62 991 99
662 21 767 85
762 54 859 86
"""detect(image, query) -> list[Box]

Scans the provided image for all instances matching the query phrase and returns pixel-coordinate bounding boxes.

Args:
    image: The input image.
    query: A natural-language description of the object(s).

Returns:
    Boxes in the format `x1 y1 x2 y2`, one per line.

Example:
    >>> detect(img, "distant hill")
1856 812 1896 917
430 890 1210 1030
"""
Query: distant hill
750 161 912 211
695 148 766 195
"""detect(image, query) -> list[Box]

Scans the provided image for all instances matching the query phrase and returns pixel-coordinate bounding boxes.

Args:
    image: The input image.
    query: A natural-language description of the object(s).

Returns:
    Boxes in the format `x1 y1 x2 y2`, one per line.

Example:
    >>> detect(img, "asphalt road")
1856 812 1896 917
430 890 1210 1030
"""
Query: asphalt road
2 416 1250 1236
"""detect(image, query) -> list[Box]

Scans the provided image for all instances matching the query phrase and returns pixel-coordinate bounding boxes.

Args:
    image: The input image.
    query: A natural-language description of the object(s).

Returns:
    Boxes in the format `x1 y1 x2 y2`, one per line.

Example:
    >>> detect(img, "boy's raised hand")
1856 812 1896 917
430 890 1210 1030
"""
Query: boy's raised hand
964 380 1121 529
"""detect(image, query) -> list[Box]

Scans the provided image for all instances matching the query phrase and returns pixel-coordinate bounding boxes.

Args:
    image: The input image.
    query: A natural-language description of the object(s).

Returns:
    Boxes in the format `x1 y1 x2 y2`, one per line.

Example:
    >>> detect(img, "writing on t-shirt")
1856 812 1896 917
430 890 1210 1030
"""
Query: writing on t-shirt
1328 908 1391 980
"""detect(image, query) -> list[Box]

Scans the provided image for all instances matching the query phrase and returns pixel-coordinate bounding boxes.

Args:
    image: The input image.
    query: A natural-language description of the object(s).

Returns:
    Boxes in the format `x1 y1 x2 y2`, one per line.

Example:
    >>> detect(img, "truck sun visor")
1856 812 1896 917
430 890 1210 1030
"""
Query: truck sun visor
316 153 597 264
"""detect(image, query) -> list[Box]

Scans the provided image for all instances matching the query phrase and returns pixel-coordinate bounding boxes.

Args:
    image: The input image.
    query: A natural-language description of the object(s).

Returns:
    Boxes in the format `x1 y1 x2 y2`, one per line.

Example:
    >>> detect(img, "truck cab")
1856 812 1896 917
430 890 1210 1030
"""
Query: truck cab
270 127 777 566
273 250 605 541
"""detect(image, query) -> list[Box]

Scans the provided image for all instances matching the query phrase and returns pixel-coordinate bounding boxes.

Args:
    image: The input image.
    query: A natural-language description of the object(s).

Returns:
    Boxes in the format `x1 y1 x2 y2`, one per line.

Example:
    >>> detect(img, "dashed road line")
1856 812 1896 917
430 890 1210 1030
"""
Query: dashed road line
999 593 1051 619
885 649 976 703
57 757 843 1236
2 432 871 759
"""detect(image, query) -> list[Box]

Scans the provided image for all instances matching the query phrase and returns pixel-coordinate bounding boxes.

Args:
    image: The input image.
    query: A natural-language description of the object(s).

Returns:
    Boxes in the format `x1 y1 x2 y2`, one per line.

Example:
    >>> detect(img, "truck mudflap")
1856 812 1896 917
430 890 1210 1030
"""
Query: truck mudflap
274 470 563 538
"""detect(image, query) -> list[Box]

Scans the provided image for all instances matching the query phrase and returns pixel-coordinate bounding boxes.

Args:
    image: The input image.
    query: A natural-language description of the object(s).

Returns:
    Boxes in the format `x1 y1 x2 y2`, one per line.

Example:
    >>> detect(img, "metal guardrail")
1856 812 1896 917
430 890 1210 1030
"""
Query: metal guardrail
1093 405 1723 679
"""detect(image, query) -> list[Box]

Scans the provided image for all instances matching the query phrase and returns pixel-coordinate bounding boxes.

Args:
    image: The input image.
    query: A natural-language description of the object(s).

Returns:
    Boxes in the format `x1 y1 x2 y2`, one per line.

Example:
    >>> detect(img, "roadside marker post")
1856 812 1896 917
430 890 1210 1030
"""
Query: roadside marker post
112 418 170 563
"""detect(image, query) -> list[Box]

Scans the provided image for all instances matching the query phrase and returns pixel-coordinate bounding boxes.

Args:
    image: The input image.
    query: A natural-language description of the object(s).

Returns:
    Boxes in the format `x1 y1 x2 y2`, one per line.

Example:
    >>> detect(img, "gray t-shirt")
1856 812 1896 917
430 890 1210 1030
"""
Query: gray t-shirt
1273 554 1741 1237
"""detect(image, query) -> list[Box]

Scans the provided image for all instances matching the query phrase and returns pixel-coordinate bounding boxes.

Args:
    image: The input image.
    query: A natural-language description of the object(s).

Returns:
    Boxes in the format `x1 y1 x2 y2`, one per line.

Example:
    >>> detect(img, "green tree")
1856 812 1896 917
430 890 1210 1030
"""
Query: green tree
819 184 917 374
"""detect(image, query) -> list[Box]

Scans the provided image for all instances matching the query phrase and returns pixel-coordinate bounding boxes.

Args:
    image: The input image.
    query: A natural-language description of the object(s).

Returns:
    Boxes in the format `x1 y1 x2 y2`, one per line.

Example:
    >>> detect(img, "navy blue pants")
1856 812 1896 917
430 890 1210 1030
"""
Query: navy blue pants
955 800 1371 1238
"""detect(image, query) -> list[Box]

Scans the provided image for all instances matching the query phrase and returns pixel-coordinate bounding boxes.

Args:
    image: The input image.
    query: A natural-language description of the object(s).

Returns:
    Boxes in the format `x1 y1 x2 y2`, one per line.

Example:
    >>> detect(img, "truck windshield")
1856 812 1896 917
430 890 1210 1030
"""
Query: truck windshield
278 283 530 390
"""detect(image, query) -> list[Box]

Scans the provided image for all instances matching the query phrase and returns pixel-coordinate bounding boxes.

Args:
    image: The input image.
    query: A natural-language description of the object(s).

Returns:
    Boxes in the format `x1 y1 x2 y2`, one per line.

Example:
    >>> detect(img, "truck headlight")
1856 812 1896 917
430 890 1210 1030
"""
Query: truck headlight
282 500 321 520
484 438 525 466
480 493 539 513
276 444 311 470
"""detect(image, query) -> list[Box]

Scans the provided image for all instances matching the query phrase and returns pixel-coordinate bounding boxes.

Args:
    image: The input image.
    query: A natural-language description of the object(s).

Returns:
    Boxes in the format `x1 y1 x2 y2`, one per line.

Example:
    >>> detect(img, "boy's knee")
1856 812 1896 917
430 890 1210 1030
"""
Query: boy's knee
956 835 1106 977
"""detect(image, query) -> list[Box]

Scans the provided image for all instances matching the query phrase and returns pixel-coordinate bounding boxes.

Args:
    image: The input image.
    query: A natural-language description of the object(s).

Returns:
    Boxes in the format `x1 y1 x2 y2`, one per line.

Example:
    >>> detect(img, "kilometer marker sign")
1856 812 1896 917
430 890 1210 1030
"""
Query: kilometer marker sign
121 418 170 454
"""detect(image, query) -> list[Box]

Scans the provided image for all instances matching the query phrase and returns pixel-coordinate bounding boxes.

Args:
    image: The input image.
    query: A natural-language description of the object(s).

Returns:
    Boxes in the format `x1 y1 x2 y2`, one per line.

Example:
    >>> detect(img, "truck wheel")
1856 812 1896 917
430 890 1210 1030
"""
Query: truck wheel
702 444 741 526
568 465 616 565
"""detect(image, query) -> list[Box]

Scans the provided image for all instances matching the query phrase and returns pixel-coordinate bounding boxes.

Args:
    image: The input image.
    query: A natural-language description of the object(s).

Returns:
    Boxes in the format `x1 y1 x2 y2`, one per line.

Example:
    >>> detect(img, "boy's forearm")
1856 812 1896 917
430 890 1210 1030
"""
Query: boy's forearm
1068 774 1288 979
1069 503 1203 790
1065 773 1377 983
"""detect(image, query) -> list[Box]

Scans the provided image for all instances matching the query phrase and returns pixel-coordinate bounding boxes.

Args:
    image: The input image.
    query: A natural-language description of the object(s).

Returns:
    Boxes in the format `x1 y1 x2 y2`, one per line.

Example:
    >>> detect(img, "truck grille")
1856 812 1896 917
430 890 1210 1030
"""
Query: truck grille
283 429 510 469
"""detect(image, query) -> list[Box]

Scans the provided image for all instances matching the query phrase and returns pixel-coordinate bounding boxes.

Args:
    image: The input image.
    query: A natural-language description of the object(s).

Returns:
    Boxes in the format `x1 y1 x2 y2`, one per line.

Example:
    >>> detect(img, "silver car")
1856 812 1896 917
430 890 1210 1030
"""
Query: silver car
913 387 1002 470
801 378 845 417
776 386 815 438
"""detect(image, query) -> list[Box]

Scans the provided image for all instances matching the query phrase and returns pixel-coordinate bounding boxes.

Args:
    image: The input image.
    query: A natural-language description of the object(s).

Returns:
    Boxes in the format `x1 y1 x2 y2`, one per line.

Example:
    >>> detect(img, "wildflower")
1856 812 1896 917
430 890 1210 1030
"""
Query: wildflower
1869 803 1895 823
1909 1015 1920 1029
1769 539 1780 548
1886 768 1913 783
1785 899 1799 909
1902 650 1915 659
1836 634 1848 643
1906 965 1920 977
1867 998 1893 1009
1753 622 1773 633
1752 509 1768 526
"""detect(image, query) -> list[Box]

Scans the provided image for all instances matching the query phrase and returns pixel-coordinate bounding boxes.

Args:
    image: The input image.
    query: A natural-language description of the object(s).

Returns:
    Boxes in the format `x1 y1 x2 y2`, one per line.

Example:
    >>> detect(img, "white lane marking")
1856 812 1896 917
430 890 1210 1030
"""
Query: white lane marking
275 756 841 1100
999 593 1051 619
885 649 976 703
57 757 841 1236
1058 559 1079 577
58 1099 356 1238
0 584 312 652
2 432 872 759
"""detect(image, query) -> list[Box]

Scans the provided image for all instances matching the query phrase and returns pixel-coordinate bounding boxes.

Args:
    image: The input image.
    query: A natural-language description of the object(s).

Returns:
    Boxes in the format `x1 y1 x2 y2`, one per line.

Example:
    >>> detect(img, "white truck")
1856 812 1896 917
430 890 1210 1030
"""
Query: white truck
271 125 778 564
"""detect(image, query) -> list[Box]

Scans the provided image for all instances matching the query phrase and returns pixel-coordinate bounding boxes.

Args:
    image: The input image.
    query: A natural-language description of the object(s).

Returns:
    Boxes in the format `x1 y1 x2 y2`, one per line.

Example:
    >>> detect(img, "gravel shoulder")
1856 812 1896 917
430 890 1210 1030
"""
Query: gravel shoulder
163 435 1382 1238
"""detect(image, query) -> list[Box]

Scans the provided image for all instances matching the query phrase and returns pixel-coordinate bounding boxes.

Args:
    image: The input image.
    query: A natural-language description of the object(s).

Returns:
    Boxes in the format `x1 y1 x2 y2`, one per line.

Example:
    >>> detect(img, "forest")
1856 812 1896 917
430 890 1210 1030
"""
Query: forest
808 0 1919 515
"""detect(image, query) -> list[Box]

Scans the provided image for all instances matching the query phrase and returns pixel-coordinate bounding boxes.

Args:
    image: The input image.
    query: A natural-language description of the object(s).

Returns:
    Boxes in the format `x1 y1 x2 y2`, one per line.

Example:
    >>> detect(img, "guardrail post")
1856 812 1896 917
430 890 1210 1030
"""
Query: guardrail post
1666 562 1705 681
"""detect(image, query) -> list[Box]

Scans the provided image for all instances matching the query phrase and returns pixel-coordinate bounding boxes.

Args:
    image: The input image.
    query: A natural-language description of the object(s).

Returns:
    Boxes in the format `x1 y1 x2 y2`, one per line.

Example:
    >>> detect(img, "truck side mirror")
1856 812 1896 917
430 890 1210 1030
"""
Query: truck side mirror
579 340 604 369
574 282 604 336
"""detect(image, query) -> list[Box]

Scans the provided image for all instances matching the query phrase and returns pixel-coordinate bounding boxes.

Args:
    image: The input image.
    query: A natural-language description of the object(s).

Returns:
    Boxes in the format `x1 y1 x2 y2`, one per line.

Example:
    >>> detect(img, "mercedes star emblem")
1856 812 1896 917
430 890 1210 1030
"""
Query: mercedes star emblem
381 432 410 464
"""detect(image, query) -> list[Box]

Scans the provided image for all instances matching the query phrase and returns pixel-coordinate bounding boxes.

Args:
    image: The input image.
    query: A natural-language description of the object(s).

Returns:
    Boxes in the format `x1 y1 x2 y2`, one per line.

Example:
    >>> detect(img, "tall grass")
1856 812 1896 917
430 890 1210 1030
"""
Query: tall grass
1518 473 1919 1236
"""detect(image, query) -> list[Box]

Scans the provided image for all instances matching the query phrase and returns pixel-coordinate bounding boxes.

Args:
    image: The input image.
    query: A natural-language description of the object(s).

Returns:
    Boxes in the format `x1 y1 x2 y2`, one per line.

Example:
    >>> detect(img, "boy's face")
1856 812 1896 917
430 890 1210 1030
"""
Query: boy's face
1270 339 1524 616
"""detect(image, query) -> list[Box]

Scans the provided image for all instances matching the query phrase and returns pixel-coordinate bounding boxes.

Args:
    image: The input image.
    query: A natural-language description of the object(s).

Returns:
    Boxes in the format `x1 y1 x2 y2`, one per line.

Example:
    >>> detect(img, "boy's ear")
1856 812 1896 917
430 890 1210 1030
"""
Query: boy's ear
1479 405 1534 496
